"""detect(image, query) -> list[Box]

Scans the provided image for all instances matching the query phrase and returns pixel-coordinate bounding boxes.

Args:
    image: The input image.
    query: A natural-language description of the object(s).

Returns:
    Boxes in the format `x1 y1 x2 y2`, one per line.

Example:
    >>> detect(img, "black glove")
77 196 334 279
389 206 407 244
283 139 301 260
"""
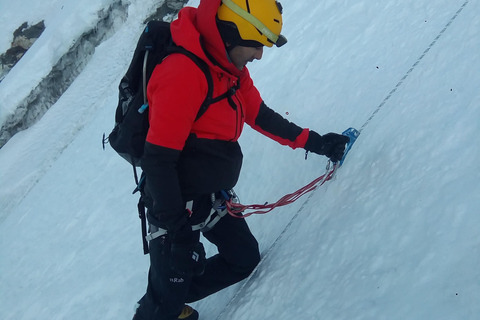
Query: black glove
169 224 206 276
304 131 350 162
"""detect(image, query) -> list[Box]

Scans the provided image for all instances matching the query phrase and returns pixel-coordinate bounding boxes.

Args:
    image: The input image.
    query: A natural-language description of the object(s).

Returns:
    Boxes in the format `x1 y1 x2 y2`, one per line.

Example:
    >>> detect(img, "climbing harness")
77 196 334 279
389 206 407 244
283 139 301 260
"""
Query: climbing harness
145 190 236 242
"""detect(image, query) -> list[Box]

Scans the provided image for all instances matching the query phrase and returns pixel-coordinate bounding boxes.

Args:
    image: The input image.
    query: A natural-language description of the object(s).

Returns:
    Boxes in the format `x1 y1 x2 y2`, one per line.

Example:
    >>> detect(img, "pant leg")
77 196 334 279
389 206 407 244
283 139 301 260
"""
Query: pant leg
135 193 261 317
185 212 261 303
134 235 194 320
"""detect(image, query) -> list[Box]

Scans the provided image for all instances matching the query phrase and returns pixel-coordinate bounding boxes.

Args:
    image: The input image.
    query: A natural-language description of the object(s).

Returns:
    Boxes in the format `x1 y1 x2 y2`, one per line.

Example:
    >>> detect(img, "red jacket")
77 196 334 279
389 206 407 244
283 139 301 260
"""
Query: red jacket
142 0 312 230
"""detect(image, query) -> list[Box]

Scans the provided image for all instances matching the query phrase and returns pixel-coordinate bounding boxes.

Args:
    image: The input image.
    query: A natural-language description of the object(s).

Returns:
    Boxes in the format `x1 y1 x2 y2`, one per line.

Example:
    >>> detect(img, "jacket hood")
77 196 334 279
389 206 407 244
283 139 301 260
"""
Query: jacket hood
170 0 243 77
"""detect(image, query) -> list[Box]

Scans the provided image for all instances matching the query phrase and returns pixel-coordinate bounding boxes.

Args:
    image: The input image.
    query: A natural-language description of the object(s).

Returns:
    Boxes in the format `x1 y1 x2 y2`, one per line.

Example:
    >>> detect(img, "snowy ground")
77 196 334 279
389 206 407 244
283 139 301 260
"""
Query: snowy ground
1 0 479 319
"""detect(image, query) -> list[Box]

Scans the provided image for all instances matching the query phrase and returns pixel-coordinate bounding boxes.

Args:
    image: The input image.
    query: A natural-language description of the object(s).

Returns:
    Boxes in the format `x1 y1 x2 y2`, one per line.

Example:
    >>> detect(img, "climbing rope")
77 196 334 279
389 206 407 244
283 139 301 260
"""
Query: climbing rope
359 0 469 134
225 127 358 218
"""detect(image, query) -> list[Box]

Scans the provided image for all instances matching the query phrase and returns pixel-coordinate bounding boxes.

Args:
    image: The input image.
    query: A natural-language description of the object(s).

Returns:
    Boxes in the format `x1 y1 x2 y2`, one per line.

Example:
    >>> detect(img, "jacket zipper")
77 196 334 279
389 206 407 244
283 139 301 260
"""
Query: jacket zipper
233 92 244 141
227 95 239 141
224 77 243 141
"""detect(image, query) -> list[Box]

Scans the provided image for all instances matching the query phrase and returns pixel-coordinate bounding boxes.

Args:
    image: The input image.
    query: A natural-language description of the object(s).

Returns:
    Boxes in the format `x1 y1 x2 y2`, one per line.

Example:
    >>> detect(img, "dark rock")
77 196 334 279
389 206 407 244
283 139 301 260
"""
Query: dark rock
1 20 46 78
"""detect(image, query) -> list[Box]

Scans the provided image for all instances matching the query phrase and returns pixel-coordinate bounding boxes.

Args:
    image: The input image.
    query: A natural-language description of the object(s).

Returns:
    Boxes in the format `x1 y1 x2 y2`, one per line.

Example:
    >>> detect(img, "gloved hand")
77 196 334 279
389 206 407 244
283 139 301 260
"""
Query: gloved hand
304 131 350 162
169 223 206 276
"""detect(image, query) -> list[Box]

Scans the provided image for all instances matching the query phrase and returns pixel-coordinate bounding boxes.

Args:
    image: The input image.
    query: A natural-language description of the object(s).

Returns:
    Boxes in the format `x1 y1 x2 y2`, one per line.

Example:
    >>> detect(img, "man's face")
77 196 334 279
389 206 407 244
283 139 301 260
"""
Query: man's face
228 45 264 70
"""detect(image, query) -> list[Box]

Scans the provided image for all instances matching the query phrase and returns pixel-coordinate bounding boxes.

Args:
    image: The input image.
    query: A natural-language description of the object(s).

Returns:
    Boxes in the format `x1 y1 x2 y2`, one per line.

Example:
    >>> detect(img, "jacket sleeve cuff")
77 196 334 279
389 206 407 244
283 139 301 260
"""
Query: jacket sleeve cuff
304 130 323 154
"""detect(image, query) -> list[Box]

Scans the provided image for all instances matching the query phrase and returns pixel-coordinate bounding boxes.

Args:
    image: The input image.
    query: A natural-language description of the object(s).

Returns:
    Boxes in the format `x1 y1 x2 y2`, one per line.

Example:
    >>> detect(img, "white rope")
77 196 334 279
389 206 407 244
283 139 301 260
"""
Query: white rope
359 0 469 133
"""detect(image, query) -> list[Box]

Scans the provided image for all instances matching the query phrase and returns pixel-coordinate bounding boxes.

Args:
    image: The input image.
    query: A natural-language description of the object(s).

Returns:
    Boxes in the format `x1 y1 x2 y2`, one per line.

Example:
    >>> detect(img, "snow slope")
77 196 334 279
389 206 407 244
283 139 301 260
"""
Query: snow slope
1 0 479 319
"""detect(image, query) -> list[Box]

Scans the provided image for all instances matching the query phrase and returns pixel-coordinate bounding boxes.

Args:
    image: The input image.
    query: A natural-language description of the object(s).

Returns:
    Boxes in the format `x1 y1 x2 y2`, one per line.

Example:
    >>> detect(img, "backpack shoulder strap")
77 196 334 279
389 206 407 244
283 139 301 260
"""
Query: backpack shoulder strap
167 46 237 121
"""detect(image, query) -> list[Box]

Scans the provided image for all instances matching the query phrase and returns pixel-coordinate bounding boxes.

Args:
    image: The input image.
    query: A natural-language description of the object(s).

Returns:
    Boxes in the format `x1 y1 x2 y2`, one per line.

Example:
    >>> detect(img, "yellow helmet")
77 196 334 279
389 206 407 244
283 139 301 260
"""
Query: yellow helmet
217 0 287 47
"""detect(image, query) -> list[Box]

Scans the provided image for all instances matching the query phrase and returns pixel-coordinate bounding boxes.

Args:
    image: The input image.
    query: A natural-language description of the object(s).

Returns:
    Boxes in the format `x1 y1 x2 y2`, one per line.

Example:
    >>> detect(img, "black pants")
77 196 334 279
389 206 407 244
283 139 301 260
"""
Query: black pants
134 195 261 320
